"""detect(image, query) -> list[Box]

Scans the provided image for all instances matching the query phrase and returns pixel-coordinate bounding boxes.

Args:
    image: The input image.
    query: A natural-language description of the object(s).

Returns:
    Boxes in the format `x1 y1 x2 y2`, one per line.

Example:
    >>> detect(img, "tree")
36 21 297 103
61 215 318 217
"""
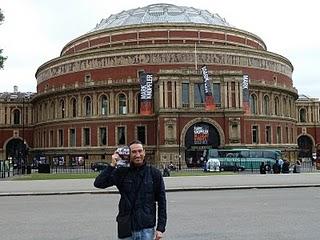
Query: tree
0 8 7 69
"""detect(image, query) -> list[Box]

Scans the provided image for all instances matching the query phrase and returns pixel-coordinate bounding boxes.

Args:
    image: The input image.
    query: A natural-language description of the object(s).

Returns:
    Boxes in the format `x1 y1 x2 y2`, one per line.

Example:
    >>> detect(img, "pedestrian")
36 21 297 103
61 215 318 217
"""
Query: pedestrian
272 160 281 174
281 160 290 173
94 140 167 240
278 157 284 172
168 161 176 171
163 164 170 177
293 159 301 173
259 161 266 174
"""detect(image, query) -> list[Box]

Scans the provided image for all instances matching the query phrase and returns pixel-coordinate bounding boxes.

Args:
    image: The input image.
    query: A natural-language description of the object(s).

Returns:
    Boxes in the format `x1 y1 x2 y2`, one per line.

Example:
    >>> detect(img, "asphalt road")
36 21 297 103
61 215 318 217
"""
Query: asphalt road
1 188 319 240
2 173 320 196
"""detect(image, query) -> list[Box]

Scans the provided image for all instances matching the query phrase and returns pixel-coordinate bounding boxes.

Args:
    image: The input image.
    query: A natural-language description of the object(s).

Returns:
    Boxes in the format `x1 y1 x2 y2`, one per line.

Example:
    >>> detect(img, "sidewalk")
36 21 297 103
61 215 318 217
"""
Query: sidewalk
1 173 320 197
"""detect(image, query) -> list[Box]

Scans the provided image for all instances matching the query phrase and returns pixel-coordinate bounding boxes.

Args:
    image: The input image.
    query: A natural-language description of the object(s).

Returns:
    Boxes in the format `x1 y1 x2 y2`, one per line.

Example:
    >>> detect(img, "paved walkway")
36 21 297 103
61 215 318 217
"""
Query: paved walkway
1 173 320 197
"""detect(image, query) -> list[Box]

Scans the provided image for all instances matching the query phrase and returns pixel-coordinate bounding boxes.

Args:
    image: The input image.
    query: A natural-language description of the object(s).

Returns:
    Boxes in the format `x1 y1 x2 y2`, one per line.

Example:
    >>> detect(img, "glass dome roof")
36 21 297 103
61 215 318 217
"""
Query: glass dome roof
91 3 231 32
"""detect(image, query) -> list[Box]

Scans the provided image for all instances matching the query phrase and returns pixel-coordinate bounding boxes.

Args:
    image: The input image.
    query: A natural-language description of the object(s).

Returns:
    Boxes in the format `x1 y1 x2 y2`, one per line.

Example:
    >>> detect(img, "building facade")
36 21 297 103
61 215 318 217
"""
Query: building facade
1 4 319 167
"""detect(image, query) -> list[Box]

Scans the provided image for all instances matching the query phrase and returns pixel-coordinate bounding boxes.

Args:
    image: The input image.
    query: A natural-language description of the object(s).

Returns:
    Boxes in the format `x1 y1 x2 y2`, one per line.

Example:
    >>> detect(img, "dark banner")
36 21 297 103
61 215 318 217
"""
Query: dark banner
193 125 209 145
200 65 215 111
242 74 250 114
140 73 153 115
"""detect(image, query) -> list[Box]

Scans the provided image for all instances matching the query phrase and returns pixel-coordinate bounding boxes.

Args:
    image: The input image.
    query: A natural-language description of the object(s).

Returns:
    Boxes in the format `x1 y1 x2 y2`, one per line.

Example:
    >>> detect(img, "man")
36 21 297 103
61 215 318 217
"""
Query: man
259 162 266 174
94 140 167 240
272 160 281 174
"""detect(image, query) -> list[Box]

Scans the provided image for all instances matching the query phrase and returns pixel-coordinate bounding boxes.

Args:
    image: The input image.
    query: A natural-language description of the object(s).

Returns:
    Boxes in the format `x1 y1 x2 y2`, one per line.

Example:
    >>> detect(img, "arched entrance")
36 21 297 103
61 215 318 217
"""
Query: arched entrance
184 122 220 167
297 135 313 159
5 138 25 168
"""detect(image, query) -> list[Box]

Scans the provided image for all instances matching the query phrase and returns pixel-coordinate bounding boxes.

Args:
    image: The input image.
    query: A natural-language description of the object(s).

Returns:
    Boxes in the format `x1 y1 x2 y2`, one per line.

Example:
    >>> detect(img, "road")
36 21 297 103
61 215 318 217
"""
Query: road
1 187 319 240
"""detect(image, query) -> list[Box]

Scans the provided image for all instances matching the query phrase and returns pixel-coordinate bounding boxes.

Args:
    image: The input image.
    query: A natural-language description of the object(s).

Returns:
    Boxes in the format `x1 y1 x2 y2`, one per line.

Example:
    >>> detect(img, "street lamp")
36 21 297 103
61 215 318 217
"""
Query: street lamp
178 110 181 170
22 94 31 174
21 94 25 174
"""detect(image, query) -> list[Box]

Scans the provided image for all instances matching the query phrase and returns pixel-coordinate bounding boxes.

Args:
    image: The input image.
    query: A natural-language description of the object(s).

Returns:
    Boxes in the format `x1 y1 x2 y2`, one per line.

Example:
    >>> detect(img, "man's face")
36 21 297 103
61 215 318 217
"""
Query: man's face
129 143 145 166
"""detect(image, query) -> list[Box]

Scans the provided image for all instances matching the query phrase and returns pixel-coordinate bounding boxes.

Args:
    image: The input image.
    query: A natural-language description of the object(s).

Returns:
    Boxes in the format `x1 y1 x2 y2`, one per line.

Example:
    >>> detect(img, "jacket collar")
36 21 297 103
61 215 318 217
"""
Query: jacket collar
130 161 146 171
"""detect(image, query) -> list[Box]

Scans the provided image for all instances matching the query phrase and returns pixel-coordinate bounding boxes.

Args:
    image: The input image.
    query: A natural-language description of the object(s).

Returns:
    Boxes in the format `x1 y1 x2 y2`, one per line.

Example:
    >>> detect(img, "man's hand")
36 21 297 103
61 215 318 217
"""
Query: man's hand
110 152 120 167
155 230 163 240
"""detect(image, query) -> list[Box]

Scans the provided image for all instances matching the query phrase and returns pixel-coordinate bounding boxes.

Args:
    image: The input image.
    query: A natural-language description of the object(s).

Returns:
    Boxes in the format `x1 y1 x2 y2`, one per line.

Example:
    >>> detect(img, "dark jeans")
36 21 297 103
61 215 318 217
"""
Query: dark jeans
119 228 155 240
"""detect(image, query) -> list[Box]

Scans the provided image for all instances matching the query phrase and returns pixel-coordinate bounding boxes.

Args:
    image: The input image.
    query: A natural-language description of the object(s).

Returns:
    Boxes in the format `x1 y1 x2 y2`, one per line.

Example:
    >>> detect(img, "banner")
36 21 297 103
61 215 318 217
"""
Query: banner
200 65 215 111
242 74 250 114
140 72 153 115
193 125 209 145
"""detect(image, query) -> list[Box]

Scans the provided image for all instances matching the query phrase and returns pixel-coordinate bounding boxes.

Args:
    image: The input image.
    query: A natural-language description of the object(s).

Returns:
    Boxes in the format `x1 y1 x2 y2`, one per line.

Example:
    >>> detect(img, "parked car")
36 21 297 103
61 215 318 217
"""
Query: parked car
91 162 109 172
219 162 245 172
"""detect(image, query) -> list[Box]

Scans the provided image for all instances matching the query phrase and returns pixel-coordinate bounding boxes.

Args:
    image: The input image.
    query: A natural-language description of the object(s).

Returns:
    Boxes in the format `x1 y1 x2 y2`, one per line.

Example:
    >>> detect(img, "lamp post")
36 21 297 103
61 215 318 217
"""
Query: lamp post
22 94 30 174
178 110 181 170
21 95 25 174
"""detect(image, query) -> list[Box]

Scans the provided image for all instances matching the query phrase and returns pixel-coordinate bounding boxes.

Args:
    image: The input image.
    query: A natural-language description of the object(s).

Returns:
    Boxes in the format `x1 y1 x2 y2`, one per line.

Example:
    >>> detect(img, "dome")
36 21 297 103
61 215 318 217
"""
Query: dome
91 3 231 32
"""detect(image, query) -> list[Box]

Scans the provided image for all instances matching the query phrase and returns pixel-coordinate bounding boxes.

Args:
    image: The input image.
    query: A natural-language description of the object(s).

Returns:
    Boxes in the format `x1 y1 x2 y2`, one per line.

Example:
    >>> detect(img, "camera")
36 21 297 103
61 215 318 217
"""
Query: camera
116 146 130 167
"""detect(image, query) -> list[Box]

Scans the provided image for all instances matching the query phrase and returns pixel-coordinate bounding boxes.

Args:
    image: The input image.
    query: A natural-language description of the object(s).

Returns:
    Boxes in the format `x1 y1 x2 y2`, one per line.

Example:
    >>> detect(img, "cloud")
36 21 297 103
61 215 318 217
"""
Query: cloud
0 0 319 97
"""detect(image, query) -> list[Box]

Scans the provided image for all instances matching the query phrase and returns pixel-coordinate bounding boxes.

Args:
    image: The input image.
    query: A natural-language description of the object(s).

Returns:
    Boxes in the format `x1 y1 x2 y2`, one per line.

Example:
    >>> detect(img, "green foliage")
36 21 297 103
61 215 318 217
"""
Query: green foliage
0 49 7 69
0 8 4 23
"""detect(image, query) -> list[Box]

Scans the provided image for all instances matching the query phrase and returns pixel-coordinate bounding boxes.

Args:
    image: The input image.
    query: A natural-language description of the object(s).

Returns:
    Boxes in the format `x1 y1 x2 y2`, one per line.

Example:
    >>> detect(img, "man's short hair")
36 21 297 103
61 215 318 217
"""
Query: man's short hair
128 140 143 147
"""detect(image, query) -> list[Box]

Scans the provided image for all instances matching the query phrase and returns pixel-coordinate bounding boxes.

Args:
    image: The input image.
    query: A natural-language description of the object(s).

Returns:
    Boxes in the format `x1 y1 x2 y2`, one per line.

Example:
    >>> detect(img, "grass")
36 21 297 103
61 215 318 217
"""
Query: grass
10 170 235 180
11 172 99 180
170 170 234 177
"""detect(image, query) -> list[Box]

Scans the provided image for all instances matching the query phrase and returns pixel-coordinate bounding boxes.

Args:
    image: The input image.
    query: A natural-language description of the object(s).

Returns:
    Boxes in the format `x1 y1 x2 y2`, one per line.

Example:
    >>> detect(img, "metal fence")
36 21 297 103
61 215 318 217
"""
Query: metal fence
0 160 10 178
1 159 318 178
154 160 318 175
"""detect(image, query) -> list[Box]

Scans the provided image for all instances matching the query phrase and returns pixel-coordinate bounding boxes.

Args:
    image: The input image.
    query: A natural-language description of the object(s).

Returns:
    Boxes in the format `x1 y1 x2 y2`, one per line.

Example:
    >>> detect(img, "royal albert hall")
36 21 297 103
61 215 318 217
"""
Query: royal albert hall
4 3 318 168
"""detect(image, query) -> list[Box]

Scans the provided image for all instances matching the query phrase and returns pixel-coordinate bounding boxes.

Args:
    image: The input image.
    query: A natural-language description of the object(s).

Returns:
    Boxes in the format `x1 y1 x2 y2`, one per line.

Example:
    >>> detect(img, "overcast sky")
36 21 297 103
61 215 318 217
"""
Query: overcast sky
0 0 319 97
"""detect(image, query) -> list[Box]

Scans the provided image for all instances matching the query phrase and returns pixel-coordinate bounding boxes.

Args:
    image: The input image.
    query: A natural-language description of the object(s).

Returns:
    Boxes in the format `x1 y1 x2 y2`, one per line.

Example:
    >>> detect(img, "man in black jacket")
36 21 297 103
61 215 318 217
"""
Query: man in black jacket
94 140 167 240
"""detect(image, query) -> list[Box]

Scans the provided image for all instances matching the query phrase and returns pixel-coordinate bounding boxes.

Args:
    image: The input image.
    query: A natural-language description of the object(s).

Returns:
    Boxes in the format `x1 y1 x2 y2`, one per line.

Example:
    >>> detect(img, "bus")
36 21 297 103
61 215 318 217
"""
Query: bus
207 148 282 171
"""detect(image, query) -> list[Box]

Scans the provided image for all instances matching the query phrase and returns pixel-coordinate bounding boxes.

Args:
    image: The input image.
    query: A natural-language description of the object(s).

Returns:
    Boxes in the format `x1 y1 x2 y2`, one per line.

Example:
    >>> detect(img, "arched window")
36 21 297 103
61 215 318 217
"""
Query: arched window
71 98 77 118
274 97 279 115
84 96 92 116
100 95 109 116
13 109 20 124
118 94 127 115
263 95 270 115
300 108 306 122
283 98 287 116
250 94 257 114
60 99 65 118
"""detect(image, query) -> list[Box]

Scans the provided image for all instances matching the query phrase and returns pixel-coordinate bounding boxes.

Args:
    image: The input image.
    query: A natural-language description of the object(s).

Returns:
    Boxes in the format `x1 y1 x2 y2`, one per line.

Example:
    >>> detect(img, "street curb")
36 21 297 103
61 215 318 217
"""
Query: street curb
1 184 320 197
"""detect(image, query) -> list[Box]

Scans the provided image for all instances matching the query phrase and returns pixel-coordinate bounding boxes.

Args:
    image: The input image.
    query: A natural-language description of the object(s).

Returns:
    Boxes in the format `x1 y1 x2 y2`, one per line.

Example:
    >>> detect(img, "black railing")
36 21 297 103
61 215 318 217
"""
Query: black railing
1 159 318 178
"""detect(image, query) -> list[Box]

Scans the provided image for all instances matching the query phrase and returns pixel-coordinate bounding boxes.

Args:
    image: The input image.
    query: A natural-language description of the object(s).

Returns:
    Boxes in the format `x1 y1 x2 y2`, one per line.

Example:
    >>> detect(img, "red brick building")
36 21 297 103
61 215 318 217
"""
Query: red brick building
1 4 319 167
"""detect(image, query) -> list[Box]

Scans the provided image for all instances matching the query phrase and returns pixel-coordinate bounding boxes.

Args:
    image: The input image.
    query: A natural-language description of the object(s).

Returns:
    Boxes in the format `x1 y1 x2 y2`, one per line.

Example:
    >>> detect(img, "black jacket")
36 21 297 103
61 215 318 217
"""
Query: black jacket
94 163 167 233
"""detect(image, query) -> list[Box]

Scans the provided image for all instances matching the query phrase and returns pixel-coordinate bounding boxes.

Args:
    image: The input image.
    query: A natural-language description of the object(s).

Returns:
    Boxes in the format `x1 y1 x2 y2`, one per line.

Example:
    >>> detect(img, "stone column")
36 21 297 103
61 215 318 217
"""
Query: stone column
128 90 133 114
93 92 98 116
65 96 69 118
110 92 114 114
78 94 82 117
176 81 182 109
239 81 243 109
235 81 239 108
164 81 168 109
172 81 176 109
159 80 164 109
190 82 195 109
228 82 232 108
